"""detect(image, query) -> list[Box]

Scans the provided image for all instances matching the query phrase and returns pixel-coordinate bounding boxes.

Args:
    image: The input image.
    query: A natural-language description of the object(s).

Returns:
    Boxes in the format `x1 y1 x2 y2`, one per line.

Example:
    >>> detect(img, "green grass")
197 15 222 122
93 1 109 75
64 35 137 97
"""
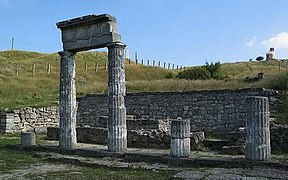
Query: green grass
0 133 40 172
0 133 177 179
1 50 288 111
222 60 288 78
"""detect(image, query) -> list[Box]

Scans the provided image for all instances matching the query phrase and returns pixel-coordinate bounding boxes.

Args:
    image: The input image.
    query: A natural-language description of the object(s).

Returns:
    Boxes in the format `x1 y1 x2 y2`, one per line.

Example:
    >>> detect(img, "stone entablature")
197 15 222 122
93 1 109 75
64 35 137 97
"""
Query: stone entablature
57 14 121 52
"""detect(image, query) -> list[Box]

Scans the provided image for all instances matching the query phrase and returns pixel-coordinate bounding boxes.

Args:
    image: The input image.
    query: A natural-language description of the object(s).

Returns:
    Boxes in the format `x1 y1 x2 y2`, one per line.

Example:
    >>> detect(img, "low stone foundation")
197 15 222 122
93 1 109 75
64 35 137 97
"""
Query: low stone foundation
271 125 288 153
47 127 205 150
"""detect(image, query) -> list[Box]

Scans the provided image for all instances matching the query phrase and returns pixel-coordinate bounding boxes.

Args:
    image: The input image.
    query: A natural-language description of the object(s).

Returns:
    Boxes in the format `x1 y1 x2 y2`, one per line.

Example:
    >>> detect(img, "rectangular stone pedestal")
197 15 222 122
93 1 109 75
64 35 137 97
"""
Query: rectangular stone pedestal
21 132 36 146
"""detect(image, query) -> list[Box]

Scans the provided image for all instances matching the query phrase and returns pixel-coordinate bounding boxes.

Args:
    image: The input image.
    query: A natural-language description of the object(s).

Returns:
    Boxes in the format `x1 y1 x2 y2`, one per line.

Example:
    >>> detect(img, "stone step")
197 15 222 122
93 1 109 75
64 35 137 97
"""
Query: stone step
203 139 233 150
221 145 244 155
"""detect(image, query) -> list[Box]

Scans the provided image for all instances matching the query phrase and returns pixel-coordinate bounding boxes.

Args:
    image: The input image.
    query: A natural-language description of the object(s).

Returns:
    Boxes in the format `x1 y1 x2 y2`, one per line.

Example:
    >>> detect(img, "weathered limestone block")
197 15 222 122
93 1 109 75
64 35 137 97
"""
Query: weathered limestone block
170 118 190 158
21 132 36 146
107 42 127 152
58 51 77 150
170 138 190 157
57 14 121 52
245 96 271 161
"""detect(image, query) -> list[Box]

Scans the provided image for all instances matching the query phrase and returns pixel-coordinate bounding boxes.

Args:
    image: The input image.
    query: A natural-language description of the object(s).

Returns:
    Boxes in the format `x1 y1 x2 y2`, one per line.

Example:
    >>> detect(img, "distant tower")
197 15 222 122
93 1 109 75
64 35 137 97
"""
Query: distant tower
266 47 275 60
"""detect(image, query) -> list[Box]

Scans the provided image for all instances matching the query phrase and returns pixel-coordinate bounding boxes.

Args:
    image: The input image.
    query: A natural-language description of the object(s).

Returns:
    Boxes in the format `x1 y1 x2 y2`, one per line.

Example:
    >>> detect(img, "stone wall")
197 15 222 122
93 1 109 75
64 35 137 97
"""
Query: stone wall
47 127 205 150
0 107 59 133
0 88 277 137
77 88 277 136
270 125 288 153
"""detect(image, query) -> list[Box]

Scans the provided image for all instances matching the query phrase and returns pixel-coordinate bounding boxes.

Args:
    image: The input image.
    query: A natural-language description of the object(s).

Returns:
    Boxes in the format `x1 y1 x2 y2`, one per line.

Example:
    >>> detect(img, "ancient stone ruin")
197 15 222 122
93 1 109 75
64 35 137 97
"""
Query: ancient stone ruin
56 14 127 152
1 13 275 162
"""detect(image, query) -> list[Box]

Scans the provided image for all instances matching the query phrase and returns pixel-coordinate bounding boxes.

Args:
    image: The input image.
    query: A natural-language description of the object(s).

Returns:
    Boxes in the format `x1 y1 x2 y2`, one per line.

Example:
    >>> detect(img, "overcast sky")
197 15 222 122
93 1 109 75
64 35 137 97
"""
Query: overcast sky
0 0 288 66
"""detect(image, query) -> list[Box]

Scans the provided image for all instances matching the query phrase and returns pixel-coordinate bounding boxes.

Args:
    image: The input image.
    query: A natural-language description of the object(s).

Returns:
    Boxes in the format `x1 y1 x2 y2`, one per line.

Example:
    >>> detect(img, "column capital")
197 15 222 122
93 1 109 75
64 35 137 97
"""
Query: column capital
58 51 76 58
106 42 126 48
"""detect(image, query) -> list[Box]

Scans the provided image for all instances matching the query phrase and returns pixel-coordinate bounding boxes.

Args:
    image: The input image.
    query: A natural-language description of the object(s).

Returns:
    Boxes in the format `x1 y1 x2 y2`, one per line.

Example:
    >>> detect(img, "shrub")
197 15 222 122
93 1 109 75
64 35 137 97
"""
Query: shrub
165 72 174 79
177 62 227 80
256 56 264 61
176 67 211 80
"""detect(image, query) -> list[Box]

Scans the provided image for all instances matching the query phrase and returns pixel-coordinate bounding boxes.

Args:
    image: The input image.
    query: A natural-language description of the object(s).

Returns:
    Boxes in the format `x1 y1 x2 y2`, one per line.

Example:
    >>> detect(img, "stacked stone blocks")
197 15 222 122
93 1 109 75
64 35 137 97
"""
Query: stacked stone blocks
57 14 121 52
170 119 190 158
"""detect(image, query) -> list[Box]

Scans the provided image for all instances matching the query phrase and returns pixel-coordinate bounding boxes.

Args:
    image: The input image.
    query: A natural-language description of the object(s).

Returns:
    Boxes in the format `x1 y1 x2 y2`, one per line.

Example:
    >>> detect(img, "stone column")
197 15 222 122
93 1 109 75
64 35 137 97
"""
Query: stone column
245 96 271 161
58 51 77 150
170 118 190 158
107 42 127 152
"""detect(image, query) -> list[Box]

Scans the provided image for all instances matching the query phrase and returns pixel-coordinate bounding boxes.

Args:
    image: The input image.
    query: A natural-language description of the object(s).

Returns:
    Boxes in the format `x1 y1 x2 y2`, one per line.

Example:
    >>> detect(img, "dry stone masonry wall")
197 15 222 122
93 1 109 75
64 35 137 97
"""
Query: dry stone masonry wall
0 107 58 133
77 88 277 136
2 88 288 153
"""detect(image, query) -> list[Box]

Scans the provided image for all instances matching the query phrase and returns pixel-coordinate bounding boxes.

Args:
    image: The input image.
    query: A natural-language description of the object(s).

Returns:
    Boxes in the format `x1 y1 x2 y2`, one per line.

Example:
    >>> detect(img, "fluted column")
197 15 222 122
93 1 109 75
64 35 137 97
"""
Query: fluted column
245 96 271 161
170 118 190 158
107 42 127 152
58 51 77 150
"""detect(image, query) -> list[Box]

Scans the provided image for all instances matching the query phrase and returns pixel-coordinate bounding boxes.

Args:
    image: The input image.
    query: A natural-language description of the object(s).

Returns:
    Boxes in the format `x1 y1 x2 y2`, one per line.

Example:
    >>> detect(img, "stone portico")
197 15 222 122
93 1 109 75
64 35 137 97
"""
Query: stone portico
56 14 127 152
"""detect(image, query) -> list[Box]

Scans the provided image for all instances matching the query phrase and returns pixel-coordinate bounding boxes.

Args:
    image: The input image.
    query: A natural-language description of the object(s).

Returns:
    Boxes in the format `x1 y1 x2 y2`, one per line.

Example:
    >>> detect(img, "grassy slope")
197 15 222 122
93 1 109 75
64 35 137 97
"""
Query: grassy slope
0 50 172 110
0 50 288 110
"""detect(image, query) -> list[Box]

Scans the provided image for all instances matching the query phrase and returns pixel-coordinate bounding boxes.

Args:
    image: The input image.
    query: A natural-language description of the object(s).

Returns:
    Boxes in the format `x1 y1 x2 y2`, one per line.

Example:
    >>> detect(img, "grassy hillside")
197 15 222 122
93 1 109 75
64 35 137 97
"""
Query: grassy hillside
0 50 172 110
0 50 288 111
222 60 288 78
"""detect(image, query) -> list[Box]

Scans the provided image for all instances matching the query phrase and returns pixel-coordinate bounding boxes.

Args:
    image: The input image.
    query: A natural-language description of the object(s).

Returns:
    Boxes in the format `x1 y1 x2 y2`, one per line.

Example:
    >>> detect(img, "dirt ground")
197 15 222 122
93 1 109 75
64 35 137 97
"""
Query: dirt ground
1 155 287 180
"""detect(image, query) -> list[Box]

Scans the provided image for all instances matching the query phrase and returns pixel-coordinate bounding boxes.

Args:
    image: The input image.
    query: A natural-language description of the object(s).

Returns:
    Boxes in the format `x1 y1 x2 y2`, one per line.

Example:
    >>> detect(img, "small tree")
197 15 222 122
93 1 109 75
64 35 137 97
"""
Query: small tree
256 56 264 61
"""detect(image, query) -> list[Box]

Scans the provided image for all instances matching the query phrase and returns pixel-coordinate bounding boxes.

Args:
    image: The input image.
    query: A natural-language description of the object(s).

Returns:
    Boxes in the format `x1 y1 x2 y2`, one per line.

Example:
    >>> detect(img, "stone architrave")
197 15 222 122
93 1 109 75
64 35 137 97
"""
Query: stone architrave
107 42 127 152
245 96 271 161
170 118 190 158
58 51 77 150
56 14 121 52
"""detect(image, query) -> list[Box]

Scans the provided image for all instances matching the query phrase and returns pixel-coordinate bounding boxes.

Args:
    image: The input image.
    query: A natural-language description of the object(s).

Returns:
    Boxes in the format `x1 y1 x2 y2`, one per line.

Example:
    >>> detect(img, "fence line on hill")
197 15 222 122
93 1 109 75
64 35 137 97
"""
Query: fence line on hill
5 59 185 76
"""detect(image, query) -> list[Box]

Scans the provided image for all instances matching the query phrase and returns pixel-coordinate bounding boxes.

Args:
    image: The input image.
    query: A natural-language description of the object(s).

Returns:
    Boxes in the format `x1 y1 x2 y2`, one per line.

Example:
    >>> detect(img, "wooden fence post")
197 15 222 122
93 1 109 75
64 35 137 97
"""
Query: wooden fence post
95 62 98 73
47 63 51 74
15 68 19 76
32 64 36 76
85 62 88 71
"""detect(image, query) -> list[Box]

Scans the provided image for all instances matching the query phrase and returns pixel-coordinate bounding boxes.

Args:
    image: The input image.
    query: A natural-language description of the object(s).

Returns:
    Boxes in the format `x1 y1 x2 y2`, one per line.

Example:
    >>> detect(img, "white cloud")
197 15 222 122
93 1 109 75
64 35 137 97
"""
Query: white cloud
261 32 288 49
245 36 257 48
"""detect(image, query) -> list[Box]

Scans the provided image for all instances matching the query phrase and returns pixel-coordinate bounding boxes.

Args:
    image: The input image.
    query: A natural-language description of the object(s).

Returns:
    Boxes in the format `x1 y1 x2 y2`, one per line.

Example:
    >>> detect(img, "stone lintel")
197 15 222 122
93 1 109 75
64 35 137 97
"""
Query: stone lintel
57 14 121 52
56 14 116 29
